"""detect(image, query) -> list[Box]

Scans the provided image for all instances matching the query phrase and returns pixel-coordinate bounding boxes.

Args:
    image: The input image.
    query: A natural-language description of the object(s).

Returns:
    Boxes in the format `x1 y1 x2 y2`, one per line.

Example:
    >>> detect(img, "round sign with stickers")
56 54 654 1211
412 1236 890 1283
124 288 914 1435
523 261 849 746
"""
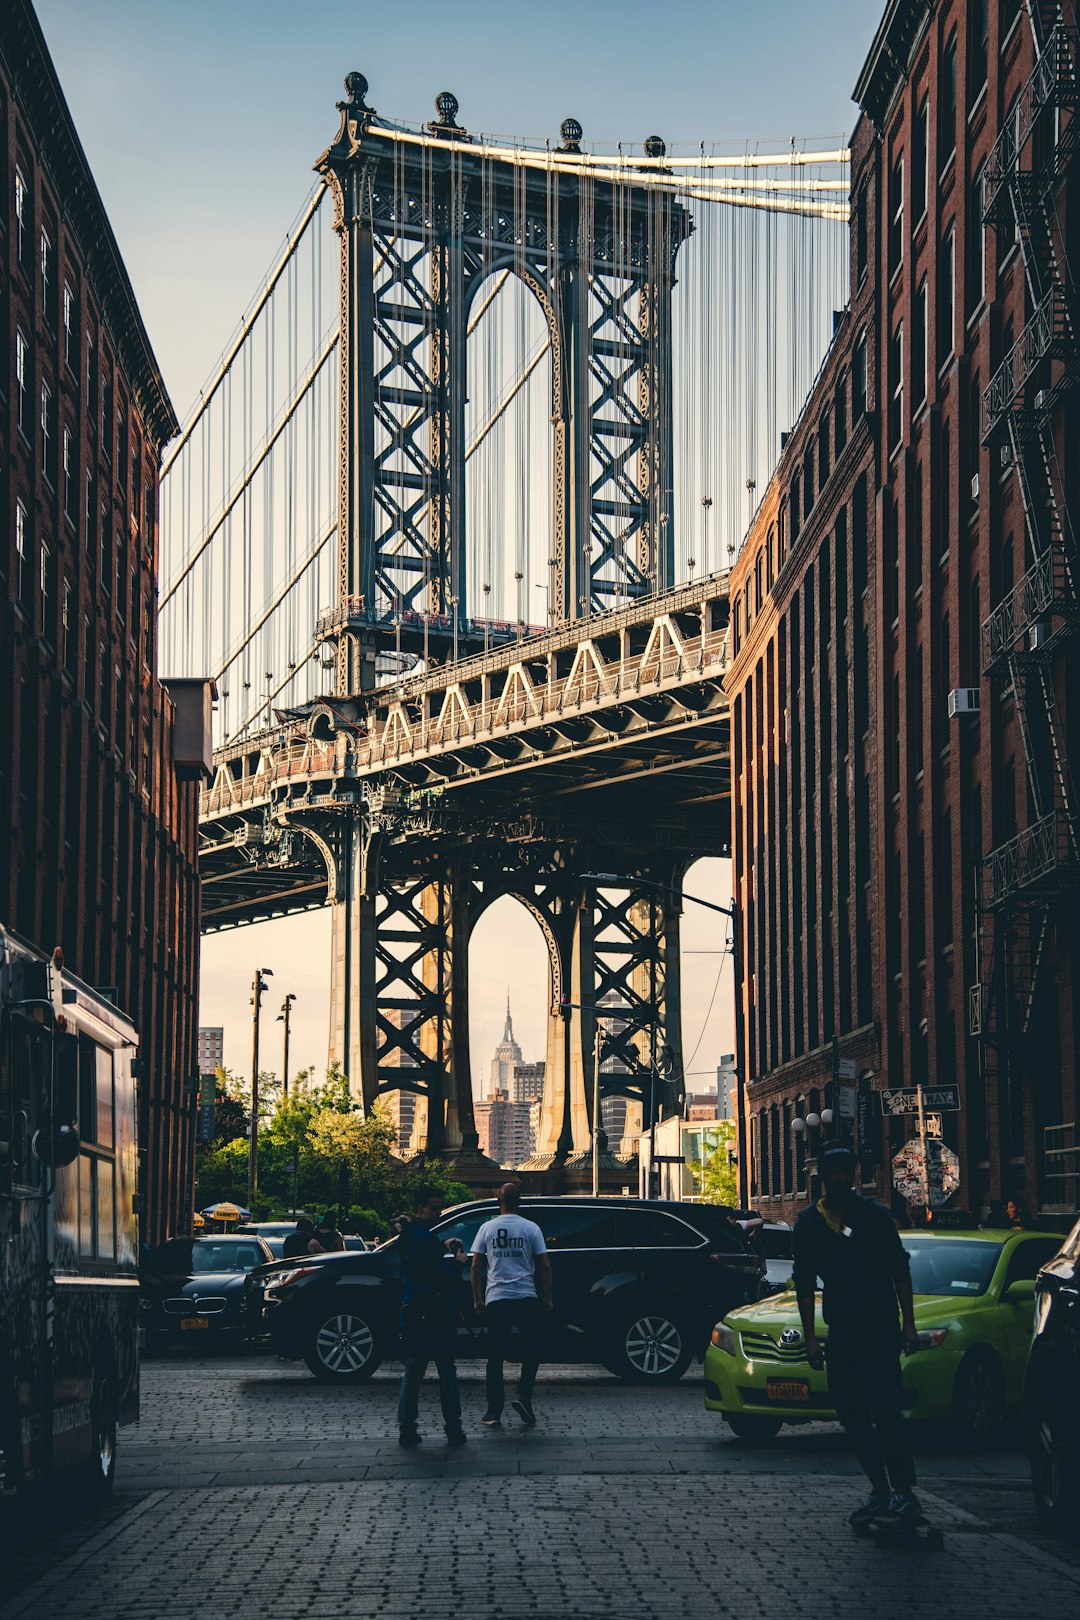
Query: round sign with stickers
891 1138 960 1207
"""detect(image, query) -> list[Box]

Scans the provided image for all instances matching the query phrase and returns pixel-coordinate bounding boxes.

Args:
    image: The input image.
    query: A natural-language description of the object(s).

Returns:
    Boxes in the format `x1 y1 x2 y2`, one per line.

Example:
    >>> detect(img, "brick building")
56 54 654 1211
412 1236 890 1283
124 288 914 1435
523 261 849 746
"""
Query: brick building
475 1090 538 1168
729 0 1079 1222
1 1 211 1244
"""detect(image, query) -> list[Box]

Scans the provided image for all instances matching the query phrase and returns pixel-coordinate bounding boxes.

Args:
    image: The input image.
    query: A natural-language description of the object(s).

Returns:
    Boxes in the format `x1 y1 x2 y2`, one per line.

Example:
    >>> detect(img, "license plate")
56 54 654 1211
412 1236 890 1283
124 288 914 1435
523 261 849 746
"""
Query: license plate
180 1317 209 1331
766 1378 810 1403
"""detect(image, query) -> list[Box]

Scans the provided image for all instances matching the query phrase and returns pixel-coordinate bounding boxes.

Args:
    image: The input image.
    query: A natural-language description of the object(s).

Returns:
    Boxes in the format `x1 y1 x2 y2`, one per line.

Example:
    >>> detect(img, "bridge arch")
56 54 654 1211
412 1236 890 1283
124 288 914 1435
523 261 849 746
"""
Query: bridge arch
464 267 557 631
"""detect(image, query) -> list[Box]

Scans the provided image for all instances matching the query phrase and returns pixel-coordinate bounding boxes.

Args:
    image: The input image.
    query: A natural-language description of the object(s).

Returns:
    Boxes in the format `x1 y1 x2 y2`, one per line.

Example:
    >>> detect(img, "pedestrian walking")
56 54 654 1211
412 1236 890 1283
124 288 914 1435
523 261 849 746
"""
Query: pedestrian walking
282 1216 315 1257
397 1185 467 1449
311 1211 345 1252
470 1181 553 1428
792 1143 922 1529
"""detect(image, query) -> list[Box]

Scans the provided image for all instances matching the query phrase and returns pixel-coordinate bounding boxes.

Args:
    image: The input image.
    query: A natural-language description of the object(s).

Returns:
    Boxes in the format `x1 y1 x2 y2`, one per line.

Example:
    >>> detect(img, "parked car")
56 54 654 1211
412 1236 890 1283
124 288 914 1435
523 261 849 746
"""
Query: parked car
1025 1215 1080 1537
248 1197 763 1386
141 1234 275 1347
758 1222 794 1293
703 1228 1063 1442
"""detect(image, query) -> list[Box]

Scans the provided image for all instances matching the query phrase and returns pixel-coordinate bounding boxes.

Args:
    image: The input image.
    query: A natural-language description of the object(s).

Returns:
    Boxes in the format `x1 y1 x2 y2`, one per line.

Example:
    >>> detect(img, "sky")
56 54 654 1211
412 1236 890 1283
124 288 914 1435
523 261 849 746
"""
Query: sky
33 0 878 1089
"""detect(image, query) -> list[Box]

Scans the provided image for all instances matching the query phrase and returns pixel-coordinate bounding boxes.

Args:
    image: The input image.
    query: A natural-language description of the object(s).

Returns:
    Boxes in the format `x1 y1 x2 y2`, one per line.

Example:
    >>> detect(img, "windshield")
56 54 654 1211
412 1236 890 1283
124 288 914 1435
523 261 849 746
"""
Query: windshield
192 1241 264 1273
902 1237 1003 1297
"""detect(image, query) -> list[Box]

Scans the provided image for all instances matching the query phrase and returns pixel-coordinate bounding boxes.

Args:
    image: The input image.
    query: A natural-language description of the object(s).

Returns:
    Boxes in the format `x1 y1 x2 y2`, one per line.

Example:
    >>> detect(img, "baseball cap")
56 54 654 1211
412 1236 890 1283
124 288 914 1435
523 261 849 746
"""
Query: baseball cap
819 1144 856 1173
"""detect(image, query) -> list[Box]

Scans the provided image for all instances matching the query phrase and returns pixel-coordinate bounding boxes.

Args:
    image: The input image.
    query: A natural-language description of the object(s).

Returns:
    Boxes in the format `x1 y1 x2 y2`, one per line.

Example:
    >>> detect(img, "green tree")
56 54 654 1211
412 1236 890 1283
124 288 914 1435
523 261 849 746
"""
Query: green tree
693 1121 739 1207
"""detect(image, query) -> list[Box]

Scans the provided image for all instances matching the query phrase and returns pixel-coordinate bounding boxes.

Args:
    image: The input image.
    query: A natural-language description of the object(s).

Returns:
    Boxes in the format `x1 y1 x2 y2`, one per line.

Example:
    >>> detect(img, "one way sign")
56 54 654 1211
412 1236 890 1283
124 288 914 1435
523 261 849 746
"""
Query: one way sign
880 1085 960 1116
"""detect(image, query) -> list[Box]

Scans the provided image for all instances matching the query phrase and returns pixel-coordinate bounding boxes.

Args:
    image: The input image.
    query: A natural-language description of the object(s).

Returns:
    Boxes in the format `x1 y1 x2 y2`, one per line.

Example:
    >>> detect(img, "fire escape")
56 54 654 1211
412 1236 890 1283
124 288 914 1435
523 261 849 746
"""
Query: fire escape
974 11 1080 1193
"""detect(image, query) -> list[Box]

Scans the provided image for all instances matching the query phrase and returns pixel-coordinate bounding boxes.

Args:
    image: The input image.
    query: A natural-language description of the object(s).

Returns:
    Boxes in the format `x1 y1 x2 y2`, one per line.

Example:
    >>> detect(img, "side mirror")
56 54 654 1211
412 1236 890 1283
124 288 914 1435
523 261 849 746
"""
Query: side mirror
32 1122 81 1169
1003 1277 1037 1304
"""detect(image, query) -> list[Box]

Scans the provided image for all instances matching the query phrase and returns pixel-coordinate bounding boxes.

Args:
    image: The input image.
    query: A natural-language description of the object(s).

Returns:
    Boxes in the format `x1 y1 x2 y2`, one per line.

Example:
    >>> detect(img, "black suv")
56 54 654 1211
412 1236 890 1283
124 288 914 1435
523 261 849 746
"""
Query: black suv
1025 1215 1080 1537
248 1197 763 1386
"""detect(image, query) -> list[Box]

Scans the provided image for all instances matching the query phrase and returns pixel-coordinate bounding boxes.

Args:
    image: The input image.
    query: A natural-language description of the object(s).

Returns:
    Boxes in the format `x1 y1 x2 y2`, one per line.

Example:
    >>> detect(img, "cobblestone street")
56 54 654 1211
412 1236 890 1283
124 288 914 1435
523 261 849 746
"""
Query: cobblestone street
3 1353 1078 1619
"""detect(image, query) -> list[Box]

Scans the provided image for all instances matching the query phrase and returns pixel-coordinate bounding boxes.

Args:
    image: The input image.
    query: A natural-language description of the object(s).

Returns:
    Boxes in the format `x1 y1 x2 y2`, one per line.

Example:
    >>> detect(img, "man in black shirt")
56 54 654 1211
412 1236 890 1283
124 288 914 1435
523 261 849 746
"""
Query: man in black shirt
793 1144 921 1527
397 1185 467 1449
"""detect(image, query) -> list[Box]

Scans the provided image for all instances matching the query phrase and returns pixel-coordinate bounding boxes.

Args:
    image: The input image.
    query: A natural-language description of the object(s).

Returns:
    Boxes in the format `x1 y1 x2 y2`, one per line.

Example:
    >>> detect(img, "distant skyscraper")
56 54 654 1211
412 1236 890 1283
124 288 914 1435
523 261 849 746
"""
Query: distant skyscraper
198 1027 224 1075
513 1060 544 1104
488 992 523 1098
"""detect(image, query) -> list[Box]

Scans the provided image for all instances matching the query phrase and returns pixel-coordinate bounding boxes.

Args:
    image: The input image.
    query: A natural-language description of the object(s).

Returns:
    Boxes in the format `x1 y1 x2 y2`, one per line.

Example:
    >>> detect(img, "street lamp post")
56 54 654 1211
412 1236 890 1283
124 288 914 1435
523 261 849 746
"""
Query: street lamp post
277 992 296 1100
249 967 273 1209
558 998 615 1196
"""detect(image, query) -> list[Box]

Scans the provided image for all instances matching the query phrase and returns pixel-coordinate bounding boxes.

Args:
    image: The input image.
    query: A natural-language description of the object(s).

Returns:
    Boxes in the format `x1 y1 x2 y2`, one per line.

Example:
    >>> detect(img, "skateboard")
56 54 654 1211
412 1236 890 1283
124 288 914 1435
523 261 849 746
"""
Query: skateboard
853 1508 945 1550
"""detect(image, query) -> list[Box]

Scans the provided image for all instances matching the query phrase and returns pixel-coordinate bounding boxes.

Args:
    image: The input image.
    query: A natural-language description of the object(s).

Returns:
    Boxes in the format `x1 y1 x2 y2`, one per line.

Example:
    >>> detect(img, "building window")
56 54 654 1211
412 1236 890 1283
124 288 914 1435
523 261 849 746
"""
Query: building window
40 228 53 326
62 580 74 671
16 500 28 603
888 153 904 275
15 167 28 267
102 367 113 456
1000 0 1023 42
855 184 868 284
98 642 109 724
969 0 989 102
63 282 77 369
835 373 848 454
913 279 928 406
913 96 929 223
87 334 97 416
143 480 153 545
101 507 111 591
16 329 30 437
818 411 831 484
41 380 55 485
967 166 987 315
938 226 956 367
940 36 958 168
889 322 904 449
854 332 868 416
40 540 51 634
63 428 75 523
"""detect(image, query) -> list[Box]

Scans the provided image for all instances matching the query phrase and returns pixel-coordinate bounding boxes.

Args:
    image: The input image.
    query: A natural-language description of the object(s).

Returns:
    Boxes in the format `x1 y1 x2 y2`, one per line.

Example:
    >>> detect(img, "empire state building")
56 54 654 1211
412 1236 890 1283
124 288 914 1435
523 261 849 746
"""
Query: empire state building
488 992 523 1097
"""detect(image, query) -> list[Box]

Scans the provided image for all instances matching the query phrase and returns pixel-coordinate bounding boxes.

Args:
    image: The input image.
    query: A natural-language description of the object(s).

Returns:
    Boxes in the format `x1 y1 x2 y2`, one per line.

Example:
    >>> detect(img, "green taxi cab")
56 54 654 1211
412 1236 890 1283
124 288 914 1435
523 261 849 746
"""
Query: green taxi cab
704 1228 1063 1442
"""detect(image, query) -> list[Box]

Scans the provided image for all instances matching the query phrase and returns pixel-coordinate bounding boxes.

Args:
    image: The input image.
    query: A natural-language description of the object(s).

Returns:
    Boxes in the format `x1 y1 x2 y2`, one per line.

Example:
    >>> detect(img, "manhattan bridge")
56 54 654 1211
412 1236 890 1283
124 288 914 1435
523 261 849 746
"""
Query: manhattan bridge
160 76 849 1171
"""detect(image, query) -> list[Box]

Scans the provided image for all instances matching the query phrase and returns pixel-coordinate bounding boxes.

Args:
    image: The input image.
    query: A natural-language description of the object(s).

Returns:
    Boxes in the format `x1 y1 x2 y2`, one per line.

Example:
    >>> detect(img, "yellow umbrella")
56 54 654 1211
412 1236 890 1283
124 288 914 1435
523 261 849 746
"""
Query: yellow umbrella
201 1200 250 1224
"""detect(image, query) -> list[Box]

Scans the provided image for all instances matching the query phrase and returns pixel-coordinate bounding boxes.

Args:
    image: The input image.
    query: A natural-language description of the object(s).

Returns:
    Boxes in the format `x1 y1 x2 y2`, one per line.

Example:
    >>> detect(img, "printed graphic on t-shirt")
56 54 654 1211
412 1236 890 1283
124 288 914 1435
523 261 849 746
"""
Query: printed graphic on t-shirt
471 1214 547 1302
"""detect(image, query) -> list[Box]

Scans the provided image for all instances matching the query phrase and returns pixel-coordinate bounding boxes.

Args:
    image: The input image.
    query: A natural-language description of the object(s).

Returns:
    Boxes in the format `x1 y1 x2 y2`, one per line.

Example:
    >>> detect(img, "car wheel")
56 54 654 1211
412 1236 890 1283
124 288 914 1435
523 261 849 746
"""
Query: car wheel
304 1302 385 1384
605 1306 694 1385
1030 1391 1079 1537
952 1349 1005 1443
726 1414 783 1443
86 1368 117 1500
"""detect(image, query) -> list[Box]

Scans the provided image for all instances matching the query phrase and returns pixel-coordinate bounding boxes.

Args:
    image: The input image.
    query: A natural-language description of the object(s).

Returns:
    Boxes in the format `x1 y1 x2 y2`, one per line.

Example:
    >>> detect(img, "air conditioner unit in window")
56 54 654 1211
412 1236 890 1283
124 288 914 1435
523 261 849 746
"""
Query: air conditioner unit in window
971 473 980 499
948 687 981 716
1030 620 1050 650
999 442 1013 470
1034 389 1049 412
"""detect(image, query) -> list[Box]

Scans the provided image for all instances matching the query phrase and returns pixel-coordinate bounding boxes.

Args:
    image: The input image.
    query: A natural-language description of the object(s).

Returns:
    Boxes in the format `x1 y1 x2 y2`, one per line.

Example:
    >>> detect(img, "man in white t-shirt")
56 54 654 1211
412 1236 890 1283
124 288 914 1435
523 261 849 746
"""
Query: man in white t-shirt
470 1182 553 1427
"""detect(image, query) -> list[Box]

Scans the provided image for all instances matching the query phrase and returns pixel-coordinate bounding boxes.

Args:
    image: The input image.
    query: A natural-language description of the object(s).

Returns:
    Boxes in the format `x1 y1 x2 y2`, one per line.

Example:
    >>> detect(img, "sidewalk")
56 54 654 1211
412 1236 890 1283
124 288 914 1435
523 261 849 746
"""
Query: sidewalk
4 1470 1078 1620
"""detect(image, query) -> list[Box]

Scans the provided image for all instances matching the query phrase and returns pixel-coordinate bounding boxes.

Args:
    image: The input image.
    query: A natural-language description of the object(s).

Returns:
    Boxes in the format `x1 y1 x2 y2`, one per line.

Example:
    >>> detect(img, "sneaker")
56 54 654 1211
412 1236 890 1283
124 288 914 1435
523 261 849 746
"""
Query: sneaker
398 1429 422 1449
480 1411 502 1426
849 1490 890 1528
511 1398 536 1428
445 1428 468 1447
886 1490 923 1523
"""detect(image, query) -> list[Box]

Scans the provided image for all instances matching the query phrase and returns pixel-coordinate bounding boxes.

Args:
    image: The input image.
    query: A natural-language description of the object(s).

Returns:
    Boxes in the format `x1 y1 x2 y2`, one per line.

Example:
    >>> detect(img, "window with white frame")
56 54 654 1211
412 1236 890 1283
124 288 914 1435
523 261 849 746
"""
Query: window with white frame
15 167 28 267
16 330 29 436
16 500 28 601
40 228 53 325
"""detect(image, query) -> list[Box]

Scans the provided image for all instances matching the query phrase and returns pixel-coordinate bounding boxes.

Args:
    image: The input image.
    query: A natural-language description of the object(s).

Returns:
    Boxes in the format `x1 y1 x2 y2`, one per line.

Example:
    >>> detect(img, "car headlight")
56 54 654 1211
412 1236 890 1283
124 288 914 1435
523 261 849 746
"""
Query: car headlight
264 1265 320 1294
710 1321 737 1355
912 1328 948 1350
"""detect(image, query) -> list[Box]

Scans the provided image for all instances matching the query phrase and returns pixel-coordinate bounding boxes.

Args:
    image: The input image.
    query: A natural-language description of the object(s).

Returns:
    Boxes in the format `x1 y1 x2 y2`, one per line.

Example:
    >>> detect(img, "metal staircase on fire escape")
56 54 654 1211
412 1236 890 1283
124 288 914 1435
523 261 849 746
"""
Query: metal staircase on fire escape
974 8 1080 1182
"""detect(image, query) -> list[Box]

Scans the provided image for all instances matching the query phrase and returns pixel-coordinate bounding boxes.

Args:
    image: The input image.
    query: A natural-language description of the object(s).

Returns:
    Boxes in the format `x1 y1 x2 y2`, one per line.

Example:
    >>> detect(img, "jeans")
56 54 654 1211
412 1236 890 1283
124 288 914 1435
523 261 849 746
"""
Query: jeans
484 1296 543 1416
826 1320 916 1494
397 1354 462 1435
397 1302 461 1435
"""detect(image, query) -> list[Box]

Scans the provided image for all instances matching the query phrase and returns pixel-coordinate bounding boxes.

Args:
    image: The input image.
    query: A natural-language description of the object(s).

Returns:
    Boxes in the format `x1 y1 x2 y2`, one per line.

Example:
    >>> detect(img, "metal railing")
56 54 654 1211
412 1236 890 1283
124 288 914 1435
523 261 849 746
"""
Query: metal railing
201 620 731 820
982 285 1072 443
984 25 1078 220
983 809 1078 908
981 542 1077 672
1044 1121 1078 1212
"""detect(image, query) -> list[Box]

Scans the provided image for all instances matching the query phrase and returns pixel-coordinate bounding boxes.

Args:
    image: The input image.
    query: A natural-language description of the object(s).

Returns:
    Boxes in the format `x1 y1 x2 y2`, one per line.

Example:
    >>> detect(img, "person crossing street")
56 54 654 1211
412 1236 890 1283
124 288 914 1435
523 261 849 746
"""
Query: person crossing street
471 1182 553 1427
397 1185 468 1449
792 1143 922 1529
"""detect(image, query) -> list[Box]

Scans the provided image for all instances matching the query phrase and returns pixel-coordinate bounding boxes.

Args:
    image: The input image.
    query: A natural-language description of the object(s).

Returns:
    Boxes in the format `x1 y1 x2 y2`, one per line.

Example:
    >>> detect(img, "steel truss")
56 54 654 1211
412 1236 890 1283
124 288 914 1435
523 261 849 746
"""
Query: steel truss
317 76 688 692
